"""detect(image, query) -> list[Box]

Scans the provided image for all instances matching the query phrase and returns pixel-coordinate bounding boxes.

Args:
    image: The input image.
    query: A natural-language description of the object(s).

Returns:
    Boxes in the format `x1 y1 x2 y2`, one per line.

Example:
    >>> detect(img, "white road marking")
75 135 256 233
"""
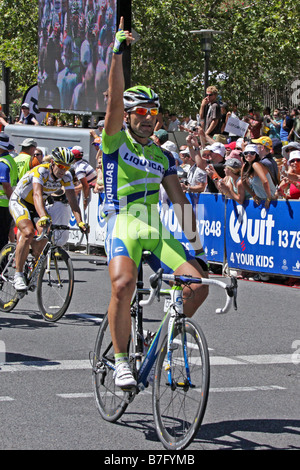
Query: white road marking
0 353 295 373
210 385 286 393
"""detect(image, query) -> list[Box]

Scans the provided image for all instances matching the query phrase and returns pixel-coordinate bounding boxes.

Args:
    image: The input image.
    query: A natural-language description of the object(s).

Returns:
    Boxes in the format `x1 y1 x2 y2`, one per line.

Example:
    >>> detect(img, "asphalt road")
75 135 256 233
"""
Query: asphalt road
0 250 299 453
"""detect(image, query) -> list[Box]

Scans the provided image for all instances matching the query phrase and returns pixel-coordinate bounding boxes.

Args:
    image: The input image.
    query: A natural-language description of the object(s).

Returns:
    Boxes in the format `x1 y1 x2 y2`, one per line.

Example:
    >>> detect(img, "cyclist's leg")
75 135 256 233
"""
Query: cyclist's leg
105 213 144 387
174 259 209 318
15 219 35 273
149 222 209 317
108 255 137 354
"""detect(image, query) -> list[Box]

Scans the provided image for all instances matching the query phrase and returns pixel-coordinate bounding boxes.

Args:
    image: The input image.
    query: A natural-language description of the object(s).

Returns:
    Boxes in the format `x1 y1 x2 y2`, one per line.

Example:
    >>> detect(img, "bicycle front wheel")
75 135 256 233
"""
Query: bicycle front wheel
92 313 133 422
37 247 74 322
153 317 210 450
0 243 19 312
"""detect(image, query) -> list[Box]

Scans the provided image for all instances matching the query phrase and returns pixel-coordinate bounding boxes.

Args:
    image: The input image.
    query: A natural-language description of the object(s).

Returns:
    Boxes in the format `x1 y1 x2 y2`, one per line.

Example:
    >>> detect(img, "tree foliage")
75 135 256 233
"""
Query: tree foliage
131 0 300 114
0 0 299 116
0 0 39 100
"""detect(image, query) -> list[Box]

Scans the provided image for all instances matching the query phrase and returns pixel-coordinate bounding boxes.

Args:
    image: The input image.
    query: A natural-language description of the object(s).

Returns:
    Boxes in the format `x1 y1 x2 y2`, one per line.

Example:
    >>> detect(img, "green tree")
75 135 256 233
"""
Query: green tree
0 0 299 117
0 0 39 104
131 0 300 114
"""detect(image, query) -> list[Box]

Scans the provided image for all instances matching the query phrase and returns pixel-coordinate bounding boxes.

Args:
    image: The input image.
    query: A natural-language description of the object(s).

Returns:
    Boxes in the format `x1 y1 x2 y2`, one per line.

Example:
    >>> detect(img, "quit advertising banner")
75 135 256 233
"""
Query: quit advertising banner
226 199 300 276
159 193 225 263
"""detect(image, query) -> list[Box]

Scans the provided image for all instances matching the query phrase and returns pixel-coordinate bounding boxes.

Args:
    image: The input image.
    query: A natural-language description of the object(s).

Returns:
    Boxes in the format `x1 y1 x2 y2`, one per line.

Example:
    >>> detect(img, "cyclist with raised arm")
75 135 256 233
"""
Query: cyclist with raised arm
102 18 209 389
9 147 89 292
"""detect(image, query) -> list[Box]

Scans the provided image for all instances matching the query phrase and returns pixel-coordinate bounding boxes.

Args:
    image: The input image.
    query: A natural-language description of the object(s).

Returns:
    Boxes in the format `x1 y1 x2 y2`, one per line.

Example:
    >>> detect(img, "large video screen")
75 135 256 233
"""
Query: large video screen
38 0 117 113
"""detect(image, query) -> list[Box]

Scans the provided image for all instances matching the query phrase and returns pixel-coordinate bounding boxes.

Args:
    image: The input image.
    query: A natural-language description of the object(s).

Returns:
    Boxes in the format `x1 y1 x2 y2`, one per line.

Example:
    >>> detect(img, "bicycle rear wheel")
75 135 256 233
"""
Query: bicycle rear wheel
0 243 19 312
37 246 74 322
153 317 210 450
92 313 133 422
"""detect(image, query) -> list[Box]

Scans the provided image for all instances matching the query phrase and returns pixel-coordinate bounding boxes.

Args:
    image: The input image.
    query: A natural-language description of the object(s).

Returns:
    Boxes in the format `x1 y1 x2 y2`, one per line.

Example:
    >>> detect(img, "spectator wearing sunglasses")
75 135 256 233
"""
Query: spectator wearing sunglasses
199 86 221 138
241 144 277 208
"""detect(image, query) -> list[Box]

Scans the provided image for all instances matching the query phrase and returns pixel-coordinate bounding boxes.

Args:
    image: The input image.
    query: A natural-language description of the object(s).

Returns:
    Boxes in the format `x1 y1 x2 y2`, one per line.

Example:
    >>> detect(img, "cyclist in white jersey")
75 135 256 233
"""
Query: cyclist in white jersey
9 147 89 291
104 18 209 389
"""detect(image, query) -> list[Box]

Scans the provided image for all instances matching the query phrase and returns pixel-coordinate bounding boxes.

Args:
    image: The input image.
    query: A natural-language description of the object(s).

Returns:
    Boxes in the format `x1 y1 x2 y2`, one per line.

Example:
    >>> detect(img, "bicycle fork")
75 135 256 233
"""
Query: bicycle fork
165 286 194 390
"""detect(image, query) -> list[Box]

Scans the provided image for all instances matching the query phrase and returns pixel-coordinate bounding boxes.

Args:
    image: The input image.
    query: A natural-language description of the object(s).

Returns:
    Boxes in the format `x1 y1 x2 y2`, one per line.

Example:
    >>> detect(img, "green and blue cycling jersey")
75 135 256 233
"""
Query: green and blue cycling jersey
101 128 195 272
101 128 177 215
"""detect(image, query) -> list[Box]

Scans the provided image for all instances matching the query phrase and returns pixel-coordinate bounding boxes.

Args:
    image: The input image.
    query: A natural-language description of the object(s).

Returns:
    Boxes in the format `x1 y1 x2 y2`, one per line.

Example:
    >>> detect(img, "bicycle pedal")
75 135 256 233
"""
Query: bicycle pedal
16 290 27 299
120 384 137 393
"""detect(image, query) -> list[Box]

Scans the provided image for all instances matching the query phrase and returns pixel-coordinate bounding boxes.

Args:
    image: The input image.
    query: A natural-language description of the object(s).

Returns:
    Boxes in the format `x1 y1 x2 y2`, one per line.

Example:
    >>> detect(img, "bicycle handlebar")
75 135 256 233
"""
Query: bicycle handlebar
35 224 78 242
139 270 238 314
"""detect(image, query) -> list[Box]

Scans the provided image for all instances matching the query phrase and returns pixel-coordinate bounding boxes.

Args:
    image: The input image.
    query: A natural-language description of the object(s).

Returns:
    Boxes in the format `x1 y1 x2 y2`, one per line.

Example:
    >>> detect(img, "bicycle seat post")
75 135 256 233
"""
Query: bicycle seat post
135 253 149 370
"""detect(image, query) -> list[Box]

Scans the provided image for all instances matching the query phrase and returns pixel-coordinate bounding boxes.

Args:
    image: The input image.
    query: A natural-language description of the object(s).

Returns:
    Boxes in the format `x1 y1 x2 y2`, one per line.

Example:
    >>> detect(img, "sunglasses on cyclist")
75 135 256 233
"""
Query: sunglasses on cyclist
244 151 257 156
130 106 159 116
55 162 71 170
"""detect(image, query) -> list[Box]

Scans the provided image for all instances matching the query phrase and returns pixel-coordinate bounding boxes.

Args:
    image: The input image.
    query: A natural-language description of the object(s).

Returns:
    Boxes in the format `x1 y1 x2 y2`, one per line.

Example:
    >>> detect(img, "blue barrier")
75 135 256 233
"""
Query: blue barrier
72 192 300 277
226 198 300 277
159 193 300 277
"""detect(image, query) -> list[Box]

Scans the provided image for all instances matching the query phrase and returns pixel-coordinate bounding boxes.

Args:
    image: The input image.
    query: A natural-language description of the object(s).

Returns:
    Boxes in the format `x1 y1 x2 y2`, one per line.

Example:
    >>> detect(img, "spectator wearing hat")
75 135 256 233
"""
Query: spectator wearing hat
71 146 97 210
196 142 226 193
217 157 250 205
276 150 300 200
153 129 169 146
90 119 105 140
15 103 39 126
226 149 243 163
241 143 276 208
14 138 39 179
0 134 18 250
252 136 279 186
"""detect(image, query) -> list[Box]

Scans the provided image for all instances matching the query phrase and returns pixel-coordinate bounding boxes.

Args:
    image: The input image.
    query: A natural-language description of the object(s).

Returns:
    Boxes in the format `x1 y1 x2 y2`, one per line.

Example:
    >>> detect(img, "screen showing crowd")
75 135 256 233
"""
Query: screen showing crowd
38 0 117 113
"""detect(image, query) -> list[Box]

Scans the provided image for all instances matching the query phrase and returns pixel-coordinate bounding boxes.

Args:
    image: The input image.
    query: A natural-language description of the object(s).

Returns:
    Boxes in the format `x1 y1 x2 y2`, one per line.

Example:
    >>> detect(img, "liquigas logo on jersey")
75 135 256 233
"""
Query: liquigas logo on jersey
226 199 300 276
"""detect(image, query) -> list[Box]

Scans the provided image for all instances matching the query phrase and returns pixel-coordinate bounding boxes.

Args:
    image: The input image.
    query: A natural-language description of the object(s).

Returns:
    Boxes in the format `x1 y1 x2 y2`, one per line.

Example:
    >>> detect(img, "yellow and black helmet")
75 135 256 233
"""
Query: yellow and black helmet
51 147 74 166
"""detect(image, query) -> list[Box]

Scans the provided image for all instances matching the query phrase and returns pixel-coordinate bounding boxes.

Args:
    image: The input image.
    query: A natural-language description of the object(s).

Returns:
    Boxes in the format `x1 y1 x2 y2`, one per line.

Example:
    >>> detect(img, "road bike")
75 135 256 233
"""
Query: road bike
92 254 238 450
0 224 75 322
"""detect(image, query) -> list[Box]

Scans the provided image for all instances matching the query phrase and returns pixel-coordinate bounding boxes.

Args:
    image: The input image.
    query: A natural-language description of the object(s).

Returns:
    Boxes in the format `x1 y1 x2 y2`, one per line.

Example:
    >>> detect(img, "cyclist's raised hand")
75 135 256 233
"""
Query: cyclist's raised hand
113 16 133 54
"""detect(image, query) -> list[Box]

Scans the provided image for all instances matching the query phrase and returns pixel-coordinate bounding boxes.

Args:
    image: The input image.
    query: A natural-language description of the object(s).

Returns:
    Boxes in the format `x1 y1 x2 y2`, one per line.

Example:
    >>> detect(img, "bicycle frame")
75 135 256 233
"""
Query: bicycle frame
129 264 237 392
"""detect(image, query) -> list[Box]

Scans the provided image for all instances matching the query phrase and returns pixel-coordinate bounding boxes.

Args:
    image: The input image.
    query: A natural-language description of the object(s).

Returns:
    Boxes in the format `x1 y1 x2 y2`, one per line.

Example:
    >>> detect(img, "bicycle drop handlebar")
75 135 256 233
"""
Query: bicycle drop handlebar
139 269 238 314
35 224 70 242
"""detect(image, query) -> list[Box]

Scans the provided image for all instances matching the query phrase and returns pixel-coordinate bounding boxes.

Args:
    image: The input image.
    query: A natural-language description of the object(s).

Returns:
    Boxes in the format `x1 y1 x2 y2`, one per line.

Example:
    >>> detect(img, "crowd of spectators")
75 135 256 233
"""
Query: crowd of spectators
155 86 300 206
1 81 300 284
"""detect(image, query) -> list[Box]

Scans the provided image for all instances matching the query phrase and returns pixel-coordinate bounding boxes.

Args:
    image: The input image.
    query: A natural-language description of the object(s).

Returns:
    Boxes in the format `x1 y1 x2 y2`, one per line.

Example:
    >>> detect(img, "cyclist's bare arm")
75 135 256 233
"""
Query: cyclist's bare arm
65 188 83 225
105 16 133 136
32 182 48 219
162 174 203 253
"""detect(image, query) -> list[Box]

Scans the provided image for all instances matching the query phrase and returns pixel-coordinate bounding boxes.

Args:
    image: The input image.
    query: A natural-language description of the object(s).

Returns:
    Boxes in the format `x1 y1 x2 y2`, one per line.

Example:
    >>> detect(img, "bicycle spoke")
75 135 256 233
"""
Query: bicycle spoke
153 318 210 450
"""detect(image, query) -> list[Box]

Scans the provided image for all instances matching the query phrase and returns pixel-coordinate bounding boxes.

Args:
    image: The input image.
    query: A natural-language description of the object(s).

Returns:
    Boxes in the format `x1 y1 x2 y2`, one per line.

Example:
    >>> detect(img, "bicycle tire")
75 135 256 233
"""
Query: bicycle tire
37 246 74 322
152 317 210 450
0 243 19 312
92 313 133 422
